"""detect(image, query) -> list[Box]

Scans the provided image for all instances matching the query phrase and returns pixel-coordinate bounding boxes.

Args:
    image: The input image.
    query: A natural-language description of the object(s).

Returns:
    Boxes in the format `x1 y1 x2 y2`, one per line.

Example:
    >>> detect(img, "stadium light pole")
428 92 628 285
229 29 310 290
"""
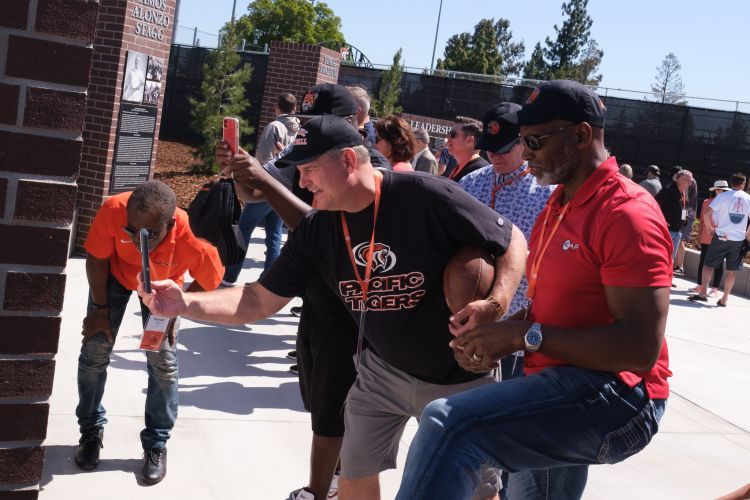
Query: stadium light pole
231 0 237 23
430 0 444 70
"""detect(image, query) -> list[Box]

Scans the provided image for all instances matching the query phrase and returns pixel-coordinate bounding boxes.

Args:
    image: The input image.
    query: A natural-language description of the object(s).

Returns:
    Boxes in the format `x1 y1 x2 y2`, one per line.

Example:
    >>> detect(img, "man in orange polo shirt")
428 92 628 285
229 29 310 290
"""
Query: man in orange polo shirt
75 180 223 484
397 80 673 500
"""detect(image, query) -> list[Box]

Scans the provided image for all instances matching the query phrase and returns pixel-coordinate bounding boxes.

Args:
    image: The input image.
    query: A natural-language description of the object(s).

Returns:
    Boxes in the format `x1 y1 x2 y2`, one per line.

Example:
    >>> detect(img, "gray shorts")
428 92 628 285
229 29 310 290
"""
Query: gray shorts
340 348 496 479
705 237 744 271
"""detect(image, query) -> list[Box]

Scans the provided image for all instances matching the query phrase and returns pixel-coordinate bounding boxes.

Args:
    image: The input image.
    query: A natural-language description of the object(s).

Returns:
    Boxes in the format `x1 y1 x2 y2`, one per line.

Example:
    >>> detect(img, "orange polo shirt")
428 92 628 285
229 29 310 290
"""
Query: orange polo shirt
84 192 224 291
526 157 673 399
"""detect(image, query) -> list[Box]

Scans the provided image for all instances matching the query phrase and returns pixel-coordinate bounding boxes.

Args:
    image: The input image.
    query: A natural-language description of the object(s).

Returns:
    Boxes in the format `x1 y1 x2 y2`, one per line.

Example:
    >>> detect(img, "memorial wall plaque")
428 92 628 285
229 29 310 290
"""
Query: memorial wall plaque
110 50 164 193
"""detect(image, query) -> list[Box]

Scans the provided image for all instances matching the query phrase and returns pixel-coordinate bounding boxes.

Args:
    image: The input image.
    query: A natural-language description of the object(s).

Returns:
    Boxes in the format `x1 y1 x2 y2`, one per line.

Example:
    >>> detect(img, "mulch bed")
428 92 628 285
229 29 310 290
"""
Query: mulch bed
153 139 216 210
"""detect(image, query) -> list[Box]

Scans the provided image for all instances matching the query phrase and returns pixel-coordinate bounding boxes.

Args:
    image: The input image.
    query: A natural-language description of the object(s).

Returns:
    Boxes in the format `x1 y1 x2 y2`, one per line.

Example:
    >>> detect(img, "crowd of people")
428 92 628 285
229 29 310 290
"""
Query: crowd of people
74 80 750 499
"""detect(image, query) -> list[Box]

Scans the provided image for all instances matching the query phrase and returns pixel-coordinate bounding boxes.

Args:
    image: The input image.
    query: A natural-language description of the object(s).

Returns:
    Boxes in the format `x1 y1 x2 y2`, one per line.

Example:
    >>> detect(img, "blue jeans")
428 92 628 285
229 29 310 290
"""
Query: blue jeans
223 201 283 283
669 230 682 262
76 274 178 450
396 366 666 500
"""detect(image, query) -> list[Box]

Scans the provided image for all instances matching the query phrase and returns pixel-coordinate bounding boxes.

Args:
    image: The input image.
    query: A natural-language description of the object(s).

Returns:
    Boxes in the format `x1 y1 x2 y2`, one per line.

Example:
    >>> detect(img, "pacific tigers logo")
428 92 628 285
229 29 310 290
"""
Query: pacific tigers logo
301 90 318 113
352 241 397 273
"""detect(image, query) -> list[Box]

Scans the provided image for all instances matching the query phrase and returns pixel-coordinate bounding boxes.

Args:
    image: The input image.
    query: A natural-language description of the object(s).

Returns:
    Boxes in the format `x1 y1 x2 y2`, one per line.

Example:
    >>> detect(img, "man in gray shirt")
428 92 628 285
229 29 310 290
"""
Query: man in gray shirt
640 164 662 196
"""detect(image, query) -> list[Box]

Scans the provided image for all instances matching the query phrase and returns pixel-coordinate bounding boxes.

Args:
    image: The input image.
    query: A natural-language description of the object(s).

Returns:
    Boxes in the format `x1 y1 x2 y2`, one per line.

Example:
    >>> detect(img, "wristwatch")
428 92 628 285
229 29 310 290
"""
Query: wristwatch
524 322 543 352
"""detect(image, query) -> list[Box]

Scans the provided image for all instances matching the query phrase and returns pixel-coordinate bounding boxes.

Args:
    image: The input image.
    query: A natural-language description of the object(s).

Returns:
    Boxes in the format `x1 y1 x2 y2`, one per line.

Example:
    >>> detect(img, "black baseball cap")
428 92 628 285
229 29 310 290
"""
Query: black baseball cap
504 80 606 128
475 102 522 154
296 83 358 117
276 115 363 167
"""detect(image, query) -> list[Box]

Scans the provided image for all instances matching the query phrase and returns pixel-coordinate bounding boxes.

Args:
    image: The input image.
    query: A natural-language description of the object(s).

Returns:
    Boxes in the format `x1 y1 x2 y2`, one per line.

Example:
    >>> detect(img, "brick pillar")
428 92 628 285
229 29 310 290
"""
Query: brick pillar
75 0 176 253
259 41 342 130
0 0 99 497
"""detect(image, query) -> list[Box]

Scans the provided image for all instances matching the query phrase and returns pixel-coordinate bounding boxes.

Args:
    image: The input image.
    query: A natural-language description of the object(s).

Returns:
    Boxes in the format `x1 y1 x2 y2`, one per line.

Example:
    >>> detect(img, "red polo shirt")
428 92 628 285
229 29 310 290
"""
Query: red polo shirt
526 157 673 399
85 192 224 292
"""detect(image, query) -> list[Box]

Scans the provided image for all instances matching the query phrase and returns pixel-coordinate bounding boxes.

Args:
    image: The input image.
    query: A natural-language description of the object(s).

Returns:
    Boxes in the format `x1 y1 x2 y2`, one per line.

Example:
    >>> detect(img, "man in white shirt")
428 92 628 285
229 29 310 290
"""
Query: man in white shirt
411 128 438 174
689 172 750 306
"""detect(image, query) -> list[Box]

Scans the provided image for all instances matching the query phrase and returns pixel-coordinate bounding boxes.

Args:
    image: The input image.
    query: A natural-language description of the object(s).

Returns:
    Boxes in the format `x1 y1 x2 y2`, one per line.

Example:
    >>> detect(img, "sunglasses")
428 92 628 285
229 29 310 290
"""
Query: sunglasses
448 129 461 139
520 124 577 151
122 225 159 240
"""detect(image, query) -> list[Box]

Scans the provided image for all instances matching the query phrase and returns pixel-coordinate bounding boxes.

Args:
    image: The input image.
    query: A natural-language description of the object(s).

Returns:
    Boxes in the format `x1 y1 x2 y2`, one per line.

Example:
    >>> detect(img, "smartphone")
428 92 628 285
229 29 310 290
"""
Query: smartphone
140 228 152 294
223 117 240 155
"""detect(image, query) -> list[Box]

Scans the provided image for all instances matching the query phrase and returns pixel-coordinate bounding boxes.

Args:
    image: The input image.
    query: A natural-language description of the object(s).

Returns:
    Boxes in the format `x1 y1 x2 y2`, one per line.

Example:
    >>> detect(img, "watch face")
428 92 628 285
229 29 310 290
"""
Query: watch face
525 324 543 351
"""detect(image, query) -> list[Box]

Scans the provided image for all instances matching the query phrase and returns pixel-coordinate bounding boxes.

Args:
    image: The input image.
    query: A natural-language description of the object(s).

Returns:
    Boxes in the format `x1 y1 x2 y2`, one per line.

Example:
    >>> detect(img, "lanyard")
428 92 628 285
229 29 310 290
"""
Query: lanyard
527 201 571 299
489 167 530 209
340 170 383 365
680 190 686 209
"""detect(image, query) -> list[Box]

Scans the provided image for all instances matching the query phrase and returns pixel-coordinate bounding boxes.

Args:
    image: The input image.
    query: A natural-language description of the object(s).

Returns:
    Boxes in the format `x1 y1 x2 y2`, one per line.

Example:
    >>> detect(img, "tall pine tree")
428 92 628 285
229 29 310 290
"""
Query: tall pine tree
649 52 686 104
189 24 253 173
372 49 404 117
526 0 603 85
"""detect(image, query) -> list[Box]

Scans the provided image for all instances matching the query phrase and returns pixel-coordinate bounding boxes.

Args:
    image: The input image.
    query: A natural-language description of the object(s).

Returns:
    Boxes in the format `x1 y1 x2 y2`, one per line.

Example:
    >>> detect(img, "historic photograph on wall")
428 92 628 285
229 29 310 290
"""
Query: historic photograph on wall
122 51 148 103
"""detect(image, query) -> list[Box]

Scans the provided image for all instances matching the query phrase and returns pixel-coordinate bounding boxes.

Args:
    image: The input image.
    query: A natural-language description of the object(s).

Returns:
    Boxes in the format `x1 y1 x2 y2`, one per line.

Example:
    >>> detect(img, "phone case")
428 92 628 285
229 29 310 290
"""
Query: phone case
140 228 151 294
223 117 240 155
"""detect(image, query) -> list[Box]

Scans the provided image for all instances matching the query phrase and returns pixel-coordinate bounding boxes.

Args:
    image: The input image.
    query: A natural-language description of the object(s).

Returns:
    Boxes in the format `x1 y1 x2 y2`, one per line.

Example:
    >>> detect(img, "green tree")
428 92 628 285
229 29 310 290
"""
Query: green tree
189 25 253 173
522 42 550 80
372 49 404 117
541 0 603 84
225 0 345 48
568 39 603 85
649 52 686 104
436 18 525 76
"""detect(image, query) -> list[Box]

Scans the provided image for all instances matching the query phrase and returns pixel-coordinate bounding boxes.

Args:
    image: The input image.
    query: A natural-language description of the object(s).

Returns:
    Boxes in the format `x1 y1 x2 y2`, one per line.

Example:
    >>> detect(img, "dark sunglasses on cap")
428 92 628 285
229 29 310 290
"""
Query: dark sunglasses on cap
122 225 159 240
520 124 577 151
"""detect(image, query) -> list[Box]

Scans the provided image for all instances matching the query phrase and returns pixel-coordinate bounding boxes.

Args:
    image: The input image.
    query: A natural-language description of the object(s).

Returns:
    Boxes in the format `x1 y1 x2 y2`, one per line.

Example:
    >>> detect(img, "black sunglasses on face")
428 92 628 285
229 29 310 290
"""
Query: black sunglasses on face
448 129 460 139
122 225 159 240
520 124 577 151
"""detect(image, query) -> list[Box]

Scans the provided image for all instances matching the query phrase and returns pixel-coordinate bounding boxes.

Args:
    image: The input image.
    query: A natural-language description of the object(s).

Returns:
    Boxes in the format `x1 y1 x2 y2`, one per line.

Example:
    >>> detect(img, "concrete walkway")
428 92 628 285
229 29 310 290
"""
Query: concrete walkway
41 229 750 499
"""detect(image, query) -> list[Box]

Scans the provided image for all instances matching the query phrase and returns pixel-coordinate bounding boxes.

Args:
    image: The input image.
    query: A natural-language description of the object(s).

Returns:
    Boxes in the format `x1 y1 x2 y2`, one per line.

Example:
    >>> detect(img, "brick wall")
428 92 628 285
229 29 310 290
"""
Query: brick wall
259 41 342 130
74 0 176 253
0 0 99 496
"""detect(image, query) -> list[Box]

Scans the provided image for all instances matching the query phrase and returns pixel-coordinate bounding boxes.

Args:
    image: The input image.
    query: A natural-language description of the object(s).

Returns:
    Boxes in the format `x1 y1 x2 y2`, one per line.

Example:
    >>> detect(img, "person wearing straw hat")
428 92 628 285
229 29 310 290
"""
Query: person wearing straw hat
688 173 750 306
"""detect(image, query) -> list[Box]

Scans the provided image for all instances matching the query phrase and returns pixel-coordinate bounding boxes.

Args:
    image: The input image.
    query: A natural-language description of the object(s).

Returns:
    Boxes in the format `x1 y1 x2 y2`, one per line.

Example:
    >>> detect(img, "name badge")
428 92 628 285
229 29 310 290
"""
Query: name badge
140 314 169 351
681 209 687 221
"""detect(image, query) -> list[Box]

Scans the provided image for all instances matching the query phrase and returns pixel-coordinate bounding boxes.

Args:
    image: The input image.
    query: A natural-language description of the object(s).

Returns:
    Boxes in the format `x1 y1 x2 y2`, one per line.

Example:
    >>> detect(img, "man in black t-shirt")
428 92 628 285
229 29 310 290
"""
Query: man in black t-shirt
219 83 390 500
141 115 527 500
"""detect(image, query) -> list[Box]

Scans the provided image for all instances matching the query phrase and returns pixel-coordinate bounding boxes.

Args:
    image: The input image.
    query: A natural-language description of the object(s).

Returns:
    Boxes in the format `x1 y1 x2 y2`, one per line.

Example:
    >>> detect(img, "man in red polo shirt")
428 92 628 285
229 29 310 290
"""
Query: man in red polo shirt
396 80 672 500
75 180 223 484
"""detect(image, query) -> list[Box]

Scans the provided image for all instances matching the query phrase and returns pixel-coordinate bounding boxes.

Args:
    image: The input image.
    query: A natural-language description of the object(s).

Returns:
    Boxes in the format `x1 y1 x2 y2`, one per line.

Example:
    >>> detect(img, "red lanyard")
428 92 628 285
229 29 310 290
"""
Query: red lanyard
489 167 530 209
680 190 686 209
527 201 570 299
340 170 383 309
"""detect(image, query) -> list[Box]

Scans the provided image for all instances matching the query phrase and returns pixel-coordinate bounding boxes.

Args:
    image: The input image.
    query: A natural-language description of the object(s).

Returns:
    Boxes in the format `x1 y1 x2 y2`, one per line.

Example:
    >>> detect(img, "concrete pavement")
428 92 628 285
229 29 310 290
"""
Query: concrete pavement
40 229 750 499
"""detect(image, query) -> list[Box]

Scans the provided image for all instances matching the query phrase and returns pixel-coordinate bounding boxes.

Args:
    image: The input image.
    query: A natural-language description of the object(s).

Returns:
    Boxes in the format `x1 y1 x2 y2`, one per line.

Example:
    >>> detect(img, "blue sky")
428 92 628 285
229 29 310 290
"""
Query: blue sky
173 0 750 107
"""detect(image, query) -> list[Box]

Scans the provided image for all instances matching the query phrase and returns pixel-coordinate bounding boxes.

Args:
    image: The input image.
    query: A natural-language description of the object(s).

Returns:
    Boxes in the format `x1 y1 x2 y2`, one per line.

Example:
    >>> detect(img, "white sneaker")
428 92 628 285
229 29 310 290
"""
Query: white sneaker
327 472 340 498
219 279 237 288
288 487 316 500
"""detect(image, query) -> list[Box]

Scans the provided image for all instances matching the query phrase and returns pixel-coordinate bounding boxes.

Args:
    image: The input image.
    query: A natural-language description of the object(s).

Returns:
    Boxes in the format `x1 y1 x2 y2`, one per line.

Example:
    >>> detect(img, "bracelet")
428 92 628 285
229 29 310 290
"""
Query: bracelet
91 302 108 310
485 295 506 319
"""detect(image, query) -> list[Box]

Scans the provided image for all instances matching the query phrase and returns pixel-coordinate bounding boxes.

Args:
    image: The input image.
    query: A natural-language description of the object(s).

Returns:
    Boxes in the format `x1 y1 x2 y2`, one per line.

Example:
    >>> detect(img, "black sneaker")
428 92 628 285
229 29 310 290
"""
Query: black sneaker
289 364 299 375
142 447 167 484
286 350 297 360
290 306 302 317
74 428 103 471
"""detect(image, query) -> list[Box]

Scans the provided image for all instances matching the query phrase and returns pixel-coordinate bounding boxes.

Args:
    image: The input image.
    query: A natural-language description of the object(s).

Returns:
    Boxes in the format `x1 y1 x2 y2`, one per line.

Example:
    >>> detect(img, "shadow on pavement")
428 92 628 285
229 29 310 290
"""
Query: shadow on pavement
41 445 142 487
178 380 305 414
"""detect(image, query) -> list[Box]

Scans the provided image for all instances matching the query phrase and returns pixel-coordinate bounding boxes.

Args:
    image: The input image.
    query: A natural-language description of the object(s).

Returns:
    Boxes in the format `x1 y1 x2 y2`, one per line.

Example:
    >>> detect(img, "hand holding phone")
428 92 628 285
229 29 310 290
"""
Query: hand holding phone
140 228 152 294
223 117 240 156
